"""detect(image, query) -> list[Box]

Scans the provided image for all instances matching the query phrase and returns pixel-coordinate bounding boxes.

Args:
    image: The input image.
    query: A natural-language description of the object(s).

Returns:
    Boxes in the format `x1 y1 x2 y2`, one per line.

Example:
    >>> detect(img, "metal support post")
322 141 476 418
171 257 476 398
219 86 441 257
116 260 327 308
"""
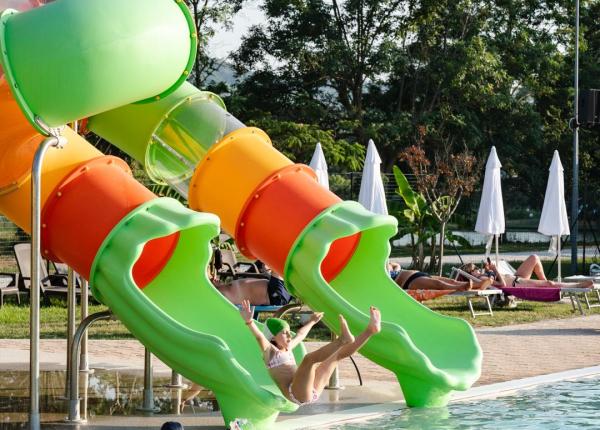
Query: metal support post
137 348 159 412
67 310 112 422
79 277 91 373
80 370 90 422
165 370 188 389
571 0 581 273
325 332 341 390
63 267 76 399
171 386 183 415
166 372 186 416
30 134 63 430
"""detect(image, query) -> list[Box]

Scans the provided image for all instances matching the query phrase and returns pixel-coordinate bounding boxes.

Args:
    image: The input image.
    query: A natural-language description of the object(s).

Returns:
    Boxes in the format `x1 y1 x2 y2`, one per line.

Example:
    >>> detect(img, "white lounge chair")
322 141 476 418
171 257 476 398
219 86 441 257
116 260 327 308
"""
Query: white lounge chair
455 261 597 315
561 274 600 313
448 267 503 318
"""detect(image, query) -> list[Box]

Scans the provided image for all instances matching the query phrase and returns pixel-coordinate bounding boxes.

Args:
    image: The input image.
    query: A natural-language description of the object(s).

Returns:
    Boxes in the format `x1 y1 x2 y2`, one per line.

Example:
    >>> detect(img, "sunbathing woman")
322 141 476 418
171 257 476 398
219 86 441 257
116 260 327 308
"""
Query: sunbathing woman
394 270 491 291
461 255 593 289
209 266 293 306
241 300 381 405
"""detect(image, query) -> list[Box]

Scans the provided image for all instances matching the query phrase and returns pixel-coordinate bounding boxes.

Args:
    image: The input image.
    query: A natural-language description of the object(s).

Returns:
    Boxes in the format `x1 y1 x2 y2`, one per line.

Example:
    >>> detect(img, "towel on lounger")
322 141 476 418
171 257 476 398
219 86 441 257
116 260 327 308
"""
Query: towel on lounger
407 289 455 302
500 286 560 302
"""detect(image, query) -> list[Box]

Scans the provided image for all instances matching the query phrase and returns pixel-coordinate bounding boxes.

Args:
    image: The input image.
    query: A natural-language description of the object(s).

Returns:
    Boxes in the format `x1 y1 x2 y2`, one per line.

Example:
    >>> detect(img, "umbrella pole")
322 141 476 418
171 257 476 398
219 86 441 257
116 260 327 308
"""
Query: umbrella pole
558 235 562 281
495 234 499 268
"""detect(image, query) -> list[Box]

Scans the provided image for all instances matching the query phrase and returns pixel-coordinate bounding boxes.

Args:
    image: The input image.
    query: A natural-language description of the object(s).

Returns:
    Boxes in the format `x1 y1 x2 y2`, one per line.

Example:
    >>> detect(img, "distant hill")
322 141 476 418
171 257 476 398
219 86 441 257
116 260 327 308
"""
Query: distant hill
206 62 238 86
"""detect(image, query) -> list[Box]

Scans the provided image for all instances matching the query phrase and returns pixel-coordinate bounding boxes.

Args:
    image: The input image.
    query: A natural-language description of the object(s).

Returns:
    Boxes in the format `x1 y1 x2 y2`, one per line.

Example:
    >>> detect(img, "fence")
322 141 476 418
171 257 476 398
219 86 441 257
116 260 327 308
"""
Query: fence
1 170 599 272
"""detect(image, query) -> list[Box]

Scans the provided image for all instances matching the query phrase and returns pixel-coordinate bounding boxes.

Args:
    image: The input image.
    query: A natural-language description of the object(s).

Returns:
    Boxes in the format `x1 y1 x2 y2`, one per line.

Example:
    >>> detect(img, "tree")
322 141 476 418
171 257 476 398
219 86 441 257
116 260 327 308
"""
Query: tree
393 166 436 270
233 0 405 144
245 116 365 172
185 0 245 87
400 133 479 275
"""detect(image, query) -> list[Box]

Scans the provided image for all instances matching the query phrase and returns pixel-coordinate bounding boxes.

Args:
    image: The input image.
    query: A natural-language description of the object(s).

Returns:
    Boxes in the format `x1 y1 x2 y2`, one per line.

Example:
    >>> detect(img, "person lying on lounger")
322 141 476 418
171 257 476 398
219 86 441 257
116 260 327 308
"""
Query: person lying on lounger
394 270 492 291
460 255 593 289
209 265 294 306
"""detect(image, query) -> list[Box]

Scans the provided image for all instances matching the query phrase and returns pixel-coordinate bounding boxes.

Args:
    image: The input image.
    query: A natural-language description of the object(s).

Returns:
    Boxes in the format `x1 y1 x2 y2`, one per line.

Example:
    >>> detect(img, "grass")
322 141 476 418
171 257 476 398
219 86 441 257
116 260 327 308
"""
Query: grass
428 295 600 327
2 287 598 340
0 299 133 339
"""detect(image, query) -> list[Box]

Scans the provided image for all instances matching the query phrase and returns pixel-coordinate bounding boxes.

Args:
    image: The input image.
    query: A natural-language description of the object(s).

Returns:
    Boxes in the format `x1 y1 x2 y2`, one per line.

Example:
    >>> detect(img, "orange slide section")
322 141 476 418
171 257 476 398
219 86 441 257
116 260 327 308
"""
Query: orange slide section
0 78 176 288
189 127 360 280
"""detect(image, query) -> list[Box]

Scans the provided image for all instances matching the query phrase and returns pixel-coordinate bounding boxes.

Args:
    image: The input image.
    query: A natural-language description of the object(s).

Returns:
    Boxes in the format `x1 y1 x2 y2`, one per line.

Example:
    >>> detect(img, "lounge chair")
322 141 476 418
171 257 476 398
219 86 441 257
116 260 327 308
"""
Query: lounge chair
452 264 596 315
13 242 81 301
561 274 600 313
495 260 600 314
217 248 266 280
0 273 20 307
448 268 504 317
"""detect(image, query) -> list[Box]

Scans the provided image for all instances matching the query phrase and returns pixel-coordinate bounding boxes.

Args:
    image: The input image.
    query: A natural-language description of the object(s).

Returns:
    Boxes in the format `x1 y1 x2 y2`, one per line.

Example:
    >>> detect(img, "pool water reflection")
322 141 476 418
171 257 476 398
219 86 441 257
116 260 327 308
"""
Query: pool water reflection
328 376 600 429
0 370 216 427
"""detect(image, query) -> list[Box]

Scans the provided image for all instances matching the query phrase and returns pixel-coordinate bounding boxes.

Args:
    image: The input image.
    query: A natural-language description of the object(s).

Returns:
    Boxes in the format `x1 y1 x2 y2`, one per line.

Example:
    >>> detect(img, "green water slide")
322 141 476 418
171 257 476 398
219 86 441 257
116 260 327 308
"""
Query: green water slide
89 198 304 427
284 201 482 406
88 82 482 407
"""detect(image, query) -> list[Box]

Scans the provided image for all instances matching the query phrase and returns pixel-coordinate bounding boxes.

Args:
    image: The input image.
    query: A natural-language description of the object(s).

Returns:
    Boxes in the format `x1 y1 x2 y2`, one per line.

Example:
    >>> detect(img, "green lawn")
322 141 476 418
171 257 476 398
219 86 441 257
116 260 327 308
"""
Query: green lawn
2 291 598 340
0 300 131 339
428 294 600 327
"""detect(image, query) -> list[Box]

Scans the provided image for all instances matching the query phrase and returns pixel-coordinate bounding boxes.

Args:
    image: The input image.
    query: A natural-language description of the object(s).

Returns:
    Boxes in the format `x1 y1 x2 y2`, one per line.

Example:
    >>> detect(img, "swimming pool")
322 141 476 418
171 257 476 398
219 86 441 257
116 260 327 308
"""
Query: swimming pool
0 369 215 426
326 376 600 429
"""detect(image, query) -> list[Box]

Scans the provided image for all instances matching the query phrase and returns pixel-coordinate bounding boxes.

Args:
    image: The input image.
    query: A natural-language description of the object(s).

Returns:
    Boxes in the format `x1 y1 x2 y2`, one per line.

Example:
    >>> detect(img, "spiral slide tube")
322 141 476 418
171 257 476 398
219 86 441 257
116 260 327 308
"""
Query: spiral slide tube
89 83 483 406
0 1 304 427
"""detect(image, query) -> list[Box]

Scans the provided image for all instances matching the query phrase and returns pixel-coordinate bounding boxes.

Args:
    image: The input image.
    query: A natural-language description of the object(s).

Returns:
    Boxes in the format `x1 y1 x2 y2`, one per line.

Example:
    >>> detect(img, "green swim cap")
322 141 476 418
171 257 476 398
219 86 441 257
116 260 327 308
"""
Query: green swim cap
264 318 290 339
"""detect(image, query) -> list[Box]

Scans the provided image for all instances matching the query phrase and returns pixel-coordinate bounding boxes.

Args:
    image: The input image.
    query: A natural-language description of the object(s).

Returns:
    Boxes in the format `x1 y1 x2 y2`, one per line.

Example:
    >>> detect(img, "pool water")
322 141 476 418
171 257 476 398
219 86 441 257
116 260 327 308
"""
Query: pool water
328 376 600 429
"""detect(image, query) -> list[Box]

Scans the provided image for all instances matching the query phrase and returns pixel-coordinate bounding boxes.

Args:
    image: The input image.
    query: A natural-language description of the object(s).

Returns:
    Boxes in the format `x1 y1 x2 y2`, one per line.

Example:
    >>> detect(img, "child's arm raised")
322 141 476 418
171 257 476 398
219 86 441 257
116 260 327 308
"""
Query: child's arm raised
289 312 323 349
240 299 271 351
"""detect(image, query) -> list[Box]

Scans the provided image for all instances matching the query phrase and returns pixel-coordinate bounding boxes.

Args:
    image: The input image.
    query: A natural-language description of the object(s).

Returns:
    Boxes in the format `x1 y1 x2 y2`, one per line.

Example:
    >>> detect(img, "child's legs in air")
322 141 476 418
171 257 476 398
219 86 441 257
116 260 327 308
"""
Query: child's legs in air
290 315 354 403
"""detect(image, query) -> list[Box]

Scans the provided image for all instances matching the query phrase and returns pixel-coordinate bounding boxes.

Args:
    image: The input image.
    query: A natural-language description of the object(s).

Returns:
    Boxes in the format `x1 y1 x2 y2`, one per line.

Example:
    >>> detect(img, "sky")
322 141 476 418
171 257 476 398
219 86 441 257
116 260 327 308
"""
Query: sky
208 1 265 59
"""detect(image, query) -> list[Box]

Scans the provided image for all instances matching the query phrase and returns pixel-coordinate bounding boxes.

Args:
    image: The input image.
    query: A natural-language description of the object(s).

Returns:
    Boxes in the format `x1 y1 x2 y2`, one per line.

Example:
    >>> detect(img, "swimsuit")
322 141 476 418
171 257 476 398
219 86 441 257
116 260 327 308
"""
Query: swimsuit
288 384 319 405
402 271 431 290
267 275 293 306
263 345 320 405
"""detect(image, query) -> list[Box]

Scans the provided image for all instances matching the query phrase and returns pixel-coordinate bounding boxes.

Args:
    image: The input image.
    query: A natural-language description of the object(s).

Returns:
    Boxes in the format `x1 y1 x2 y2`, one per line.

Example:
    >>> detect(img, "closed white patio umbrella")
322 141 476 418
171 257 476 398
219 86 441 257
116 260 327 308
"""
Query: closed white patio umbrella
358 139 388 215
475 146 505 266
309 142 329 189
538 150 570 281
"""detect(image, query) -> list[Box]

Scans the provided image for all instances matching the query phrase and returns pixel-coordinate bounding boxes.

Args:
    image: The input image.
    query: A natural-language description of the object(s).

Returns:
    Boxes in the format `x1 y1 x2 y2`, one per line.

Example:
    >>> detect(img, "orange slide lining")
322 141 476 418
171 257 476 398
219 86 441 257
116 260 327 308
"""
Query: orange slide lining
41 156 156 280
234 164 359 278
132 232 180 289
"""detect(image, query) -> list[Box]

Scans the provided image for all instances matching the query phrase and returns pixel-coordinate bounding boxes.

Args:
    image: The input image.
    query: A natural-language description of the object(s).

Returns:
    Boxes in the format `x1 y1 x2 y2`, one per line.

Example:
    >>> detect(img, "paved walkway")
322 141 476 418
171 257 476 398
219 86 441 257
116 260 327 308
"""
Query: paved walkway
2 315 599 385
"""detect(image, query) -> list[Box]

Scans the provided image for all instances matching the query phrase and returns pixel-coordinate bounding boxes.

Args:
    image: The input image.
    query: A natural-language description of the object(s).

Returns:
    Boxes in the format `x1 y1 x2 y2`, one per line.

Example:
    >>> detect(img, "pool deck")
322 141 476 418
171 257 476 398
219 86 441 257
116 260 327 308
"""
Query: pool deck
1 314 600 428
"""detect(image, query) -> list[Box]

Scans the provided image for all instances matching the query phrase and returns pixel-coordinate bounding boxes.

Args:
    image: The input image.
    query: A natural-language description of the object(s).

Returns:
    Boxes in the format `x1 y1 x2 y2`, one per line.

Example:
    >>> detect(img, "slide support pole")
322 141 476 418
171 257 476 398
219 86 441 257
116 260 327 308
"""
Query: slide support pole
68 310 113 422
80 278 90 372
30 134 64 430
64 267 76 399
137 348 159 412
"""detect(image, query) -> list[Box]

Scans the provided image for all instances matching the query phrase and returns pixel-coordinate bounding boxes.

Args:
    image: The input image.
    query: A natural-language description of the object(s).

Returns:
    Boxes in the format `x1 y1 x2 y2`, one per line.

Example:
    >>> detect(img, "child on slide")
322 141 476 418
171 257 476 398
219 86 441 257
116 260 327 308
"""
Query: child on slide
240 300 381 405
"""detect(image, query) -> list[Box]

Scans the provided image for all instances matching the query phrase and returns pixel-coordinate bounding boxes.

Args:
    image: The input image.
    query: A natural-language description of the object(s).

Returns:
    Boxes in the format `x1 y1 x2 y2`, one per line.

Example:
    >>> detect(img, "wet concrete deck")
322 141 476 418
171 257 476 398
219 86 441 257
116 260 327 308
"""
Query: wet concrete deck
1 314 600 428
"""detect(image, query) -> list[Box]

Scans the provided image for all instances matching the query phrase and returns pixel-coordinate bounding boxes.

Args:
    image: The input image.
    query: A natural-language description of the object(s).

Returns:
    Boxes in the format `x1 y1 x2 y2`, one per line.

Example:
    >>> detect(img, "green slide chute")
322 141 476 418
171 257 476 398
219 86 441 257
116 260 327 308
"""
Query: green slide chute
284 201 482 407
89 198 304 427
